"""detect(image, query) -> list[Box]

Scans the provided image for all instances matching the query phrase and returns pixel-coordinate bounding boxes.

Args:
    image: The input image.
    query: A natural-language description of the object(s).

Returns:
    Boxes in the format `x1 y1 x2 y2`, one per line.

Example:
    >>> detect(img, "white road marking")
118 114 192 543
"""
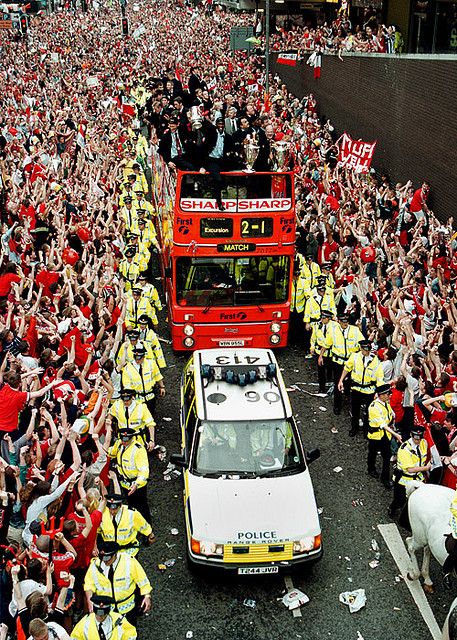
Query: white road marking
378 523 442 640
283 574 302 618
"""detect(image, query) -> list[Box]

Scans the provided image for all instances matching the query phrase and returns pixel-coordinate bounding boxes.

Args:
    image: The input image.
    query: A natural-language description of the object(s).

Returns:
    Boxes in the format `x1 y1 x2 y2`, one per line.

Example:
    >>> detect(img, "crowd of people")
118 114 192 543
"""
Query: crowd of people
271 11 405 56
0 0 456 637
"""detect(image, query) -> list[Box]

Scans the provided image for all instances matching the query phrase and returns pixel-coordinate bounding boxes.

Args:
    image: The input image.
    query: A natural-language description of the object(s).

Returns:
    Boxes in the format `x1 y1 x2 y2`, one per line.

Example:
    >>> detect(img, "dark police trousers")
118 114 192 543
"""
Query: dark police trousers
367 434 391 482
350 389 374 435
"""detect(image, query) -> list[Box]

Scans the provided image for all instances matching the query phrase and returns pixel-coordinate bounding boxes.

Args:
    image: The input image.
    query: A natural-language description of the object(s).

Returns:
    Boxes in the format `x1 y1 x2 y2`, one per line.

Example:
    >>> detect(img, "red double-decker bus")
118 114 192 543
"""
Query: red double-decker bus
156 169 295 351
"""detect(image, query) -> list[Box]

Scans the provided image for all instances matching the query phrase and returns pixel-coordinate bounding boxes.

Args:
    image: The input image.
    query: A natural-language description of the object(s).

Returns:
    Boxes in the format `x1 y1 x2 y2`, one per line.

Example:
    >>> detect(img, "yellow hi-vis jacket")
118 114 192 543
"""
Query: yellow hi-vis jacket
368 398 394 441
290 276 307 313
109 440 149 490
70 611 137 640
110 399 155 440
324 322 364 364
300 259 321 294
303 290 336 323
310 319 335 355
125 295 157 329
84 554 151 614
138 328 166 369
121 360 163 401
98 505 152 555
344 352 384 394
396 438 428 486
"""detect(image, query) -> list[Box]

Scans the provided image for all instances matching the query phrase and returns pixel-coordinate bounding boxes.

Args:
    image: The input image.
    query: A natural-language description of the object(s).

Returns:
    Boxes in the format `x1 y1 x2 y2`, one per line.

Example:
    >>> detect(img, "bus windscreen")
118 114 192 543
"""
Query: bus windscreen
176 256 290 307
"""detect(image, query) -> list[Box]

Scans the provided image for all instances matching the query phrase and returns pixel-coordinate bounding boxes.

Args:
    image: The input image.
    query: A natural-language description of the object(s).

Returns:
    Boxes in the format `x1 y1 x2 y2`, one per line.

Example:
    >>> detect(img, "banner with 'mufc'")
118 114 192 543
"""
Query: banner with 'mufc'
338 132 377 174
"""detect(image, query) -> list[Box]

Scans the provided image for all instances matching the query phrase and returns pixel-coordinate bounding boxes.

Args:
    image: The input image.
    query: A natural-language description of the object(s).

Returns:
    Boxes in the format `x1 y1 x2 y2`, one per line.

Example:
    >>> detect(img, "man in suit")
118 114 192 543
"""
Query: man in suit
188 66 204 98
158 115 195 171
224 106 238 136
232 115 252 169
201 117 233 211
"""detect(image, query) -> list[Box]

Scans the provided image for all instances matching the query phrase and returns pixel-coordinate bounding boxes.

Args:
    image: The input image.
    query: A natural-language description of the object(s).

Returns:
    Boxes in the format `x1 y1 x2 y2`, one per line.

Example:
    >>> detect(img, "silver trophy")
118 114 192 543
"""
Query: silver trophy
190 105 203 131
272 140 291 171
243 135 259 173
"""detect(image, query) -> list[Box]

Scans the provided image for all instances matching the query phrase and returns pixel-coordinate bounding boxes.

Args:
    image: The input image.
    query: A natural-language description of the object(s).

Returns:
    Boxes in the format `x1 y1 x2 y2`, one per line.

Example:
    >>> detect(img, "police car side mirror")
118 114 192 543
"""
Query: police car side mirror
306 448 320 464
164 266 172 278
170 453 188 468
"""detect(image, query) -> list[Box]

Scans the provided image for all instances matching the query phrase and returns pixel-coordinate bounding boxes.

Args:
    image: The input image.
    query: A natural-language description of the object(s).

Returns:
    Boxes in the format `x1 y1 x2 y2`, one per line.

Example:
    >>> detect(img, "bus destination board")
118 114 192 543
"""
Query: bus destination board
200 218 233 238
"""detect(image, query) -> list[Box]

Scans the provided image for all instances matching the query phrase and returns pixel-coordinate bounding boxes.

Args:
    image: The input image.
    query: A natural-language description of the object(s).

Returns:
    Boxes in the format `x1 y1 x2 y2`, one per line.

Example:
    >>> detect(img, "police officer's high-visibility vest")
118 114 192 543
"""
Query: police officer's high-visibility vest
325 323 364 364
70 611 137 640
368 398 394 441
118 260 140 286
131 241 151 273
137 328 166 368
301 260 321 294
290 276 306 313
134 221 158 250
110 399 155 439
396 438 428 486
310 319 335 355
83 554 151 615
139 283 162 311
121 360 162 400
99 505 152 555
121 206 138 232
125 296 157 328
116 341 156 367
303 290 336 323
109 440 149 489
344 352 384 394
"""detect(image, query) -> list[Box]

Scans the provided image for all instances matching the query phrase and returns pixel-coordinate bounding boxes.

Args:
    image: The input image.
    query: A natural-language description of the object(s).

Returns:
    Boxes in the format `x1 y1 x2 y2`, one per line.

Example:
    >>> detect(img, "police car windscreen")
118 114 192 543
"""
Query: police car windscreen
193 419 304 476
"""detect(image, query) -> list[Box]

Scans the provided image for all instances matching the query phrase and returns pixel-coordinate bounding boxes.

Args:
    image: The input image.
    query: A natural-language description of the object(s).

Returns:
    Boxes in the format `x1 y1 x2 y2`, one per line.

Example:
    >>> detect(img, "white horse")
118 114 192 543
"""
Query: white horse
405 481 454 593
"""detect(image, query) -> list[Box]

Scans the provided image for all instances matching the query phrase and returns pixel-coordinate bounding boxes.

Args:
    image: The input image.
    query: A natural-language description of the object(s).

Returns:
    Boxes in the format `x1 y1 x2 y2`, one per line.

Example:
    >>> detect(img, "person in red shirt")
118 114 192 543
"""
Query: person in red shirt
0 370 60 458
0 262 21 298
30 532 76 582
57 327 94 369
409 181 430 221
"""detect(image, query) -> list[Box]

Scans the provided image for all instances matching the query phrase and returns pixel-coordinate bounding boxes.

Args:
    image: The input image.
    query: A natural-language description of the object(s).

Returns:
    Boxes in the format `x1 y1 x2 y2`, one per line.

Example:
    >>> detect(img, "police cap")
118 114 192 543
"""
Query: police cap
376 383 392 396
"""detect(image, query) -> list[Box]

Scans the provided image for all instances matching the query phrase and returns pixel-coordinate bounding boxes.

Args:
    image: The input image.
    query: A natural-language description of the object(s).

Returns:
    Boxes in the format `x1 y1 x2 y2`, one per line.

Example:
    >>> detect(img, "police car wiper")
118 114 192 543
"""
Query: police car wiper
222 471 257 478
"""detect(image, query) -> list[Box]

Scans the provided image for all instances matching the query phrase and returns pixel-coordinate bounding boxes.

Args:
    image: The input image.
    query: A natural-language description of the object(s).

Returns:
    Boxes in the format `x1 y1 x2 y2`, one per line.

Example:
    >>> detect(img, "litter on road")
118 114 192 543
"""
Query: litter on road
369 560 380 568
282 589 310 610
339 589 367 613
171 528 179 535
333 466 343 473
243 599 256 608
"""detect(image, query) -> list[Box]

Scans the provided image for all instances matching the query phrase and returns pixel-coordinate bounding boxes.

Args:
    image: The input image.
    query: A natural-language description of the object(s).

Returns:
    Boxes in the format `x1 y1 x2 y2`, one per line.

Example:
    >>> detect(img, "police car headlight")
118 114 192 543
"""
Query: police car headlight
183 324 194 336
191 538 224 557
270 322 281 334
293 535 321 554
270 334 281 345
183 337 195 348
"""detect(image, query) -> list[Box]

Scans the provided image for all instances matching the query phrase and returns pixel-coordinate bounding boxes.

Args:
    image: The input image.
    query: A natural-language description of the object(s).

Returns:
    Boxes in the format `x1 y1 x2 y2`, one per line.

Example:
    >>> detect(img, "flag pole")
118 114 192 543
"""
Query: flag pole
265 0 270 95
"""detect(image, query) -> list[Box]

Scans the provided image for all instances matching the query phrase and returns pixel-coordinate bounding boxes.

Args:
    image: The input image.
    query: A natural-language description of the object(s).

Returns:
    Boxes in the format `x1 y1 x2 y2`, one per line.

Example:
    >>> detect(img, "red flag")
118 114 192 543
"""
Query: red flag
277 51 298 66
121 102 135 118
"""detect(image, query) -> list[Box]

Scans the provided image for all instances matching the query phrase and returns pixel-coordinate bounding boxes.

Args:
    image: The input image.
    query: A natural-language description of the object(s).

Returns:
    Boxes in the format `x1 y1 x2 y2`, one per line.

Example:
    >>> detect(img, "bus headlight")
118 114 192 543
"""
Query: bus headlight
270 322 281 333
183 337 195 348
293 535 321 554
183 324 194 336
191 537 224 557
270 334 281 345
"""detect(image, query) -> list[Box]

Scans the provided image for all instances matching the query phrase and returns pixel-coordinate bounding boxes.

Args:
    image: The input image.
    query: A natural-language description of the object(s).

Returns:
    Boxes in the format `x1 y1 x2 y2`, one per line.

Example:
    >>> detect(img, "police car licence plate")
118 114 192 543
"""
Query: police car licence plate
238 566 279 575
218 340 245 347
